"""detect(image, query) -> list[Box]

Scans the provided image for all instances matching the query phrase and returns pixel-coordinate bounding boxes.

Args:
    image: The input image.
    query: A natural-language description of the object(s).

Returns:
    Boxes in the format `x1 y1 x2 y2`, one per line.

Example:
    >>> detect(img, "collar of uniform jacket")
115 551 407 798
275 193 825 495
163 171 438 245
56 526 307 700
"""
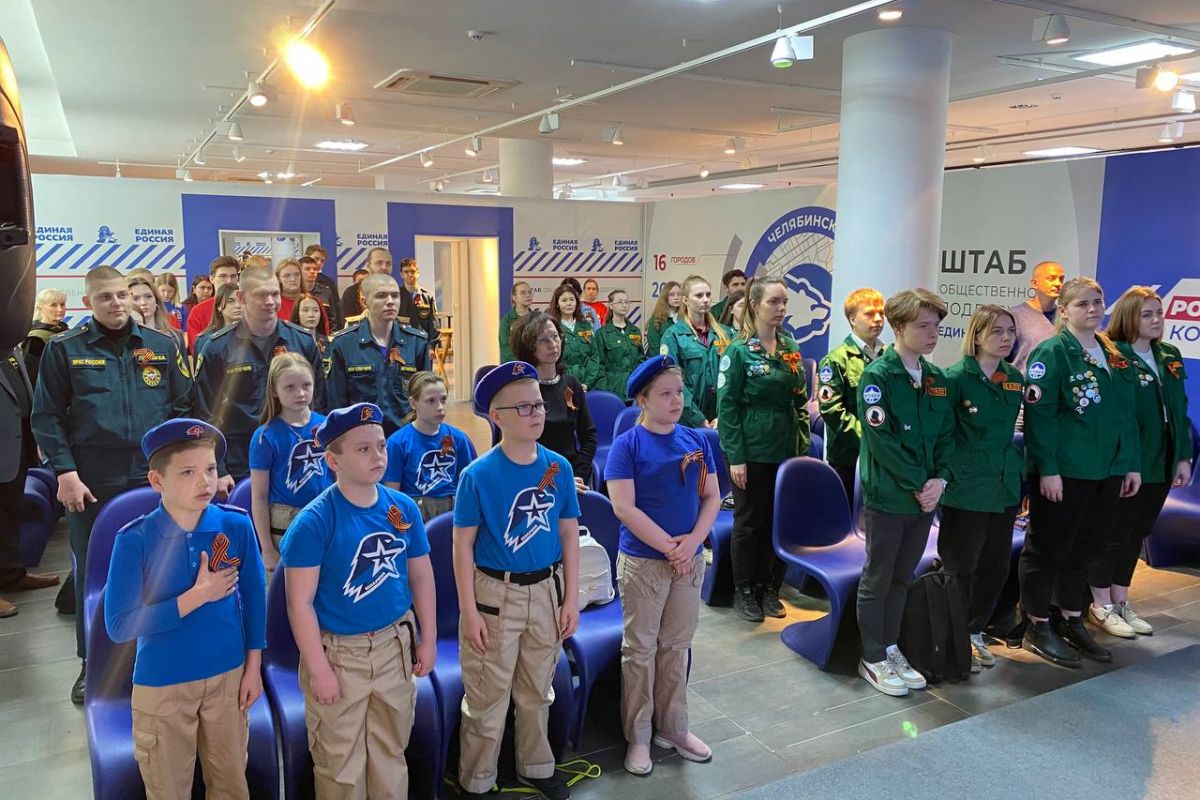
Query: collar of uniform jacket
82 318 147 346
351 317 407 347
875 346 932 380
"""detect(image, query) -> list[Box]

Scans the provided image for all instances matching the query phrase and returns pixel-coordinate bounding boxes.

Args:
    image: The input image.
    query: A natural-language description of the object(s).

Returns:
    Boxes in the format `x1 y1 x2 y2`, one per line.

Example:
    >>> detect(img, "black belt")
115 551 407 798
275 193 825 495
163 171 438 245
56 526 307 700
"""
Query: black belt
478 561 560 586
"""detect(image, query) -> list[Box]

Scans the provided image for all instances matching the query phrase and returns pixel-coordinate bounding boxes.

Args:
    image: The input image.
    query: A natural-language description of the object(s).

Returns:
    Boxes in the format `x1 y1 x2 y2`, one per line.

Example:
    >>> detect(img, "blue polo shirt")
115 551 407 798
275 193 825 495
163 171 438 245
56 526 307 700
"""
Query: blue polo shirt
383 422 477 498
104 503 267 687
604 424 715 559
454 444 580 572
248 413 332 508
280 484 430 635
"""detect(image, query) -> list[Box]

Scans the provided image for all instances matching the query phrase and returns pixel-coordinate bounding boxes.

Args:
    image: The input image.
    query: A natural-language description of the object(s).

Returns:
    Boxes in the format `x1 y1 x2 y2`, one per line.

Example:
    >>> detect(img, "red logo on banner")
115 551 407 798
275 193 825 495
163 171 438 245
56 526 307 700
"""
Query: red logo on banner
1166 296 1200 322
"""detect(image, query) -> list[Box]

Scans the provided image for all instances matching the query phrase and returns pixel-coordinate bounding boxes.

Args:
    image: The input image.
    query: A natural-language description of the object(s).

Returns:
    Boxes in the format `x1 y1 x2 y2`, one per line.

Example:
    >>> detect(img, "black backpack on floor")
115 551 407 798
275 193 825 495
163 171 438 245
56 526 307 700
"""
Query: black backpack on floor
899 563 973 683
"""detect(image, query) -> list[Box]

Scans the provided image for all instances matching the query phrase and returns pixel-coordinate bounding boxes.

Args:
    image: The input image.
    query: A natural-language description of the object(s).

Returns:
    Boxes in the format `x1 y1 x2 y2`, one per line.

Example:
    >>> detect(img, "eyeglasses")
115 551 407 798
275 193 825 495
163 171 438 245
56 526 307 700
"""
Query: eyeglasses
536 333 561 346
494 401 547 417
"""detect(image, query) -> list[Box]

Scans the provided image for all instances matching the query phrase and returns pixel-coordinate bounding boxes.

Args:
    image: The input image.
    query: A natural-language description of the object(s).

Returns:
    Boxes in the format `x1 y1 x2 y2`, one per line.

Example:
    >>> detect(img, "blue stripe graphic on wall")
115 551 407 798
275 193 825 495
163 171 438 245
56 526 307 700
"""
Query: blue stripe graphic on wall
47 244 84 270
163 249 186 271
109 245 141 268
512 249 645 275
124 245 159 271
37 243 62 265
144 245 175 271
66 244 104 271
340 247 368 273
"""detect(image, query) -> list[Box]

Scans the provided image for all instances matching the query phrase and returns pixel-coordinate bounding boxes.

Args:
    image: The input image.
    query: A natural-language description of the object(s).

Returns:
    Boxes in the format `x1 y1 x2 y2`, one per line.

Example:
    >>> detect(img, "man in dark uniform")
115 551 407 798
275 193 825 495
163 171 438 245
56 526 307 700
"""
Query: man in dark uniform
328 273 430 435
32 265 193 703
399 258 440 349
340 267 370 320
194 264 326 485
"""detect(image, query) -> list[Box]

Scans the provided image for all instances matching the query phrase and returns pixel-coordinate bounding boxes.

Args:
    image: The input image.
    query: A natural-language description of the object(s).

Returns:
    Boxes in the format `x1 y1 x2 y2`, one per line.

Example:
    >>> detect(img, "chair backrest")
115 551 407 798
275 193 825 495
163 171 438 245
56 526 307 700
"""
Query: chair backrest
473 364 497 391
577 491 620 583
697 427 733 498
84 487 163 636
808 433 823 458
424 512 460 639
773 457 855 550
264 568 299 671
613 406 639 441
86 594 135 701
585 391 626 448
802 357 817 395
227 477 253 513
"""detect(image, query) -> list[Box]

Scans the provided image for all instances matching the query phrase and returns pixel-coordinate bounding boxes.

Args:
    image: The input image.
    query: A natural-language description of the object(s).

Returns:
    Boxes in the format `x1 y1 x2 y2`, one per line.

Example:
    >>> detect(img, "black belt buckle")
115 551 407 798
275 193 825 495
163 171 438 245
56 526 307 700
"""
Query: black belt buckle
480 562 560 586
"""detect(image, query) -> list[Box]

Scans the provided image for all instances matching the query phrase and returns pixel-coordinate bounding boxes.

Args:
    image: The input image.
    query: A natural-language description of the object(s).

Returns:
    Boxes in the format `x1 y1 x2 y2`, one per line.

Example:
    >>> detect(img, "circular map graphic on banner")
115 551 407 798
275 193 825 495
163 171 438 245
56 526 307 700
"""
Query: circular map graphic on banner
744 207 836 351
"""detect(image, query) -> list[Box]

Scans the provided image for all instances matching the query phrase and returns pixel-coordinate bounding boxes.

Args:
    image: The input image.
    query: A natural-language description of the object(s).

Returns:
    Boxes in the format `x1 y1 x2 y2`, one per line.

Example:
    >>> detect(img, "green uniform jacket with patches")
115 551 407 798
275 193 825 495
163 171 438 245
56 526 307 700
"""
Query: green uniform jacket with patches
560 320 603 389
716 333 810 465
1114 340 1191 484
328 318 430 434
710 296 731 325
644 314 676 358
593 320 645 397
942 357 1025 513
498 307 526 364
816 335 873 469
659 320 733 427
32 322 193 485
857 348 956 514
1023 330 1140 480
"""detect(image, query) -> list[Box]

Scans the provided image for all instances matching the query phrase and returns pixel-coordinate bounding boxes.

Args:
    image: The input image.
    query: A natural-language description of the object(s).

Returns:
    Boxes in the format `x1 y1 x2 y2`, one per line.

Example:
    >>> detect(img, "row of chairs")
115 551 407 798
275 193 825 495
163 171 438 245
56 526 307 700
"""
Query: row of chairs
18 466 59 568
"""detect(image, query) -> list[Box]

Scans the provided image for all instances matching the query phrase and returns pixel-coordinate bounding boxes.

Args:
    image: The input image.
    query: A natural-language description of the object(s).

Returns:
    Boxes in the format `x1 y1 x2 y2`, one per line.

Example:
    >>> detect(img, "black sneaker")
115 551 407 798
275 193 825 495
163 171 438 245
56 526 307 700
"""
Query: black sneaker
758 584 786 619
71 661 86 705
1056 615 1112 662
1021 620 1081 667
733 587 763 623
458 790 493 800
518 772 571 800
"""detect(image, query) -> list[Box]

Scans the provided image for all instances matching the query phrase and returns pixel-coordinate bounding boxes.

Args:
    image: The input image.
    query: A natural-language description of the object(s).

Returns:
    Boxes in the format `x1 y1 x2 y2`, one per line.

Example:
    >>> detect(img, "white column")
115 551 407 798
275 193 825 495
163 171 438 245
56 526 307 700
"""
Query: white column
830 26 953 340
499 138 553 199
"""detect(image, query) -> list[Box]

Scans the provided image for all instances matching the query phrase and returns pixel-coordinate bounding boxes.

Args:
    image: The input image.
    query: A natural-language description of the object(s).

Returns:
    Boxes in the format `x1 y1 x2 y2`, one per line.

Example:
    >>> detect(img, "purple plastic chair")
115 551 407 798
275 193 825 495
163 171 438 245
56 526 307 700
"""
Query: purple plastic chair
472 365 503 448
28 466 61 516
772 457 867 669
697 427 736 606
1143 424 1200 567
612 406 639 441
226 476 252 513
586 390 626 486
84 487 162 642
19 477 54 567
263 568 443 800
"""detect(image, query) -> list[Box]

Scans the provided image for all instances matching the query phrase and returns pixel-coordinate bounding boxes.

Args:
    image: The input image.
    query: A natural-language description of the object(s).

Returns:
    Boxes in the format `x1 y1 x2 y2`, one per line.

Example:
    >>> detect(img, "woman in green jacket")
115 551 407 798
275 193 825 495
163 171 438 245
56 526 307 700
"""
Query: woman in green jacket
499 280 533 363
660 275 732 428
1020 277 1141 667
594 289 645 397
1087 286 1192 638
549 283 602 389
717 277 810 622
939 305 1024 670
645 281 682 356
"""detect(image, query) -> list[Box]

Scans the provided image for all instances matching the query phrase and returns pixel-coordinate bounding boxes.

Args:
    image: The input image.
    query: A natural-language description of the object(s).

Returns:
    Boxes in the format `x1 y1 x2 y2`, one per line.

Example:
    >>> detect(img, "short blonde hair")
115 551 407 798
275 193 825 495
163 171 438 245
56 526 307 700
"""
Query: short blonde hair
1106 285 1160 344
238 264 275 290
844 288 884 321
883 288 947 330
34 288 67 319
962 304 1016 357
1054 276 1104 331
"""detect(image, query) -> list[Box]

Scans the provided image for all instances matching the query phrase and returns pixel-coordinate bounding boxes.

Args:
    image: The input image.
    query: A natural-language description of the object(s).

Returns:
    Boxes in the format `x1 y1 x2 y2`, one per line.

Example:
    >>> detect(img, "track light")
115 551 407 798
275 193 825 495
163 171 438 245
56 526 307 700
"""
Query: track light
559 184 573 199
538 113 560 135
971 146 988 163
482 168 496 184
1172 90 1196 113
248 80 272 107
465 136 482 157
420 152 434 168
433 180 445 192
611 125 623 145
193 149 206 166
878 7 903 22
336 103 356 126
1158 122 1176 143
1154 69 1180 92
227 121 244 141
699 165 710 178
1033 14 1070 46
177 169 193 182
771 36 795 68
724 137 743 155
1176 121 1187 138
232 146 245 163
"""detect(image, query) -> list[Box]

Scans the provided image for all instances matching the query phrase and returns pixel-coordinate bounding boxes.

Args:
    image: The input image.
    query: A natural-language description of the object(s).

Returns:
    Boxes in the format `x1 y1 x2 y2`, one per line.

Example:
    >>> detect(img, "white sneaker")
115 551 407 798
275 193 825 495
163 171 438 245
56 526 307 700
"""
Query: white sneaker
1117 601 1153 635
1089 603 1136 639
886 650 927 690
970 633 996 668
859 658 908 697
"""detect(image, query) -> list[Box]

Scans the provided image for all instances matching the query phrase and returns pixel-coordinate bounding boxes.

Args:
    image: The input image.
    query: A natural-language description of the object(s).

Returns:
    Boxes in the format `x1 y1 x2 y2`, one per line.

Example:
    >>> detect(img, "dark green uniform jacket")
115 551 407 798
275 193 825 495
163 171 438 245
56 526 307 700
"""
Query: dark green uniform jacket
645 313 676 358
942 357 1024 513
817 335 873 469
857 348 955 514
594 319 645 397
1023 331 1140 480
328 318 430 435
559 320 602 389
717 333 811 465
499 307 528 364
660 319 733 428
32 321 192 488
1114 340 1191 484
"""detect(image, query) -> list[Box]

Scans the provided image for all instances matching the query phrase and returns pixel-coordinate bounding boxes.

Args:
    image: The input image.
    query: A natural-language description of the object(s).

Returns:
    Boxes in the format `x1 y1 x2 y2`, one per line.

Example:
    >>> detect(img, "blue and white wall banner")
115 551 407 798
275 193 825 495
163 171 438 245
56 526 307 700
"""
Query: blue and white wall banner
514 235 645 324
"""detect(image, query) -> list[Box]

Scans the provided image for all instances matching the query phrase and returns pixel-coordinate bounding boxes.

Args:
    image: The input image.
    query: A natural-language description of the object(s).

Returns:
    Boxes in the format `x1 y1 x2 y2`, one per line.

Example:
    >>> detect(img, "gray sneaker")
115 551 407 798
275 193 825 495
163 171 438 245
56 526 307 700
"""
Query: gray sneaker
1117 601 1153 635
886 650 927 689
859 658 908 696
970 632 996 667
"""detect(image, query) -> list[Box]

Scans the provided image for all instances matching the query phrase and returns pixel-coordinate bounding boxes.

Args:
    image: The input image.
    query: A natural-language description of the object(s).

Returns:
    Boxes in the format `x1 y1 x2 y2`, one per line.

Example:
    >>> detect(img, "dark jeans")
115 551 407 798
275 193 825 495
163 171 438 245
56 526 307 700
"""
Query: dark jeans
1088 482 1172 589
730 461 784 591
224 434 251 481
857 507 933 663
831 460 857 516
0 460 30 585
1019 475 1121 619
937 505 1019 633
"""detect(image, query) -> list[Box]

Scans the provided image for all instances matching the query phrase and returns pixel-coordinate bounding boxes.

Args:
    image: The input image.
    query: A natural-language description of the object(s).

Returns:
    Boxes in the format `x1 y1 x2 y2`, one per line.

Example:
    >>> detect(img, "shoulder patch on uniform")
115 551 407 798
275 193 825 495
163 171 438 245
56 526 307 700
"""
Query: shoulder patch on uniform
865 405 886 427
1024 384 1042 404
717 372 726 389
819 365 833 383
1028 362 1046 380
659 344 670 356
862 384 882 404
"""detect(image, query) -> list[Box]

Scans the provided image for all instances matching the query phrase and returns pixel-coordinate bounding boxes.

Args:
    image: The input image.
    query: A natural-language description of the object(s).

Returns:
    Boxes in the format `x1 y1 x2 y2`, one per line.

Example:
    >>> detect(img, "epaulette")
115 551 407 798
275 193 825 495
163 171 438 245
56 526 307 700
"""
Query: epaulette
398 321 428 339
53 326 89 342
209 323 238 340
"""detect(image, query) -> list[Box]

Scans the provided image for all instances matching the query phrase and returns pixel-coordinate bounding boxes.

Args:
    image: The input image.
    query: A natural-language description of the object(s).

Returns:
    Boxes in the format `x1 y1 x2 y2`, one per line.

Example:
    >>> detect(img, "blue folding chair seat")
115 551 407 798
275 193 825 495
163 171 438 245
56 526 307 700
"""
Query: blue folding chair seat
612 406 639 441
1143 424 1200 567
84 487 162 642
226 477 252 513
695 428 735 605
586 390 626 487
19 478 54 567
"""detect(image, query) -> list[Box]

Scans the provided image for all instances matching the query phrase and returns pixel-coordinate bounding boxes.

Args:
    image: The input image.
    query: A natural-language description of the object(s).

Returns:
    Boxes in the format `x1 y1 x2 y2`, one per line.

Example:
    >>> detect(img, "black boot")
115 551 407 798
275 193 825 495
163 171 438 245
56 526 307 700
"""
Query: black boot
733 586 763 623
71 661 86 705
1021 620 1081 667
55 575 76 615
1056 614 1112 662
758 584 785 619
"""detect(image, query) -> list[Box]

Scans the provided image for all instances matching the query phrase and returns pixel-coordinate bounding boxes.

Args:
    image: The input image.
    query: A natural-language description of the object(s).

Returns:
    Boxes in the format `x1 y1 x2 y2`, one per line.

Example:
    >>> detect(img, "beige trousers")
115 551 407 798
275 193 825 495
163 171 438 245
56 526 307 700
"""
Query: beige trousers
415 495 455 523
617 552 704 745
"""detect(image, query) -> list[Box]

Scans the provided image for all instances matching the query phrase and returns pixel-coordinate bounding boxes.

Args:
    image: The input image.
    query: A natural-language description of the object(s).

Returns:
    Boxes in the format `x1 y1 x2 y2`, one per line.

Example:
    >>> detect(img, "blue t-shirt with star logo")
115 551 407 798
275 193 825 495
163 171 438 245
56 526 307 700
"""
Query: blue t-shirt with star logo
454 444 580 572
383 422 478 498
249 413 332 509
280 484 430 635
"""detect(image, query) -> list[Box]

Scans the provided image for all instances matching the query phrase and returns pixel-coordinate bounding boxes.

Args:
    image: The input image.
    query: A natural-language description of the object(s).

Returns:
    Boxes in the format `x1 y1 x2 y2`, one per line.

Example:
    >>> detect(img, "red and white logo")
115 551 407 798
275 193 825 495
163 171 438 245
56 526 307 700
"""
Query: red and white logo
186 425 205 438
1159 279 1200 360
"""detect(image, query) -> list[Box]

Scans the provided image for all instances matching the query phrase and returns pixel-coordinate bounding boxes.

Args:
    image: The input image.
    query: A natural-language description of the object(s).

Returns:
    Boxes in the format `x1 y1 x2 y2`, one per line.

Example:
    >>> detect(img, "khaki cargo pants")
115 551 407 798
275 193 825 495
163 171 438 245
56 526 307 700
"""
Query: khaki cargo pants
458 565 565 794
300 612 417 800
130 664 249 800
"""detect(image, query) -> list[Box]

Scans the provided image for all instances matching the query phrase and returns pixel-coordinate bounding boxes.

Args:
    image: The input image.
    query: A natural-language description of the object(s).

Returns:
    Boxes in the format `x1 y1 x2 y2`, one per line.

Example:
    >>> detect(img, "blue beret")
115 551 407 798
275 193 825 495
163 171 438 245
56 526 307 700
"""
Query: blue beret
141 418 227 462
474 361 539 414
315 403 384 448
626 354 677 399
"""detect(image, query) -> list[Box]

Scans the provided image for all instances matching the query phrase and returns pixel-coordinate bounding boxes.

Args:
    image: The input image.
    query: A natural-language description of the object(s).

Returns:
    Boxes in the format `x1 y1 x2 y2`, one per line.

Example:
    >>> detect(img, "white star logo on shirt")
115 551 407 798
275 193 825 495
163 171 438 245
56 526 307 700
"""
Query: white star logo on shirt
362 537 402 579
518 492 553 535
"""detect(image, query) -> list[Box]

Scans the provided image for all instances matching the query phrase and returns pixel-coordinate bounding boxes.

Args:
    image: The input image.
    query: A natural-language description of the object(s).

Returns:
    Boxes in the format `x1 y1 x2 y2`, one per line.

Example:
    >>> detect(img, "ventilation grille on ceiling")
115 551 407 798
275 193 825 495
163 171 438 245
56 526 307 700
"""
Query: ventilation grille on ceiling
374 70 516 98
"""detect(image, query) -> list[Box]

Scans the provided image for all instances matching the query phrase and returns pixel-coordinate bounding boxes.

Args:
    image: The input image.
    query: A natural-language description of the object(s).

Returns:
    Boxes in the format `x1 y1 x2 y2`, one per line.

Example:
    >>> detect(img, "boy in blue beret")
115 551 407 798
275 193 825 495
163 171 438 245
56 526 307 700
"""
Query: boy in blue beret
281 403 436 800
454 362 581 800
104 419 267 800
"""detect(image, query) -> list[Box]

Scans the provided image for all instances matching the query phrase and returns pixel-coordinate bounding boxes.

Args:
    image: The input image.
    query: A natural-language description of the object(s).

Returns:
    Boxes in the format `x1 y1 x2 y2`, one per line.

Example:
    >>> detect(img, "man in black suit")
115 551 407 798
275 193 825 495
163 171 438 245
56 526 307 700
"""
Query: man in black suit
0 346 59 618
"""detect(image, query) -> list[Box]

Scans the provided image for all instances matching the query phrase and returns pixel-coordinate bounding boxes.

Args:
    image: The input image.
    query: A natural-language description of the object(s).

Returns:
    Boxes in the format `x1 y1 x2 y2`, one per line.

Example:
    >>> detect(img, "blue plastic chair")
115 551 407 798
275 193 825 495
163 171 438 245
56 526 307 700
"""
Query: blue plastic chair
472 364 503 447
226 477 252 513
588 390 626 492
772 457 866 669
1144 423 1200 566
84 487 162 642
565 491 623 748
263 568 443 800
85 597 280 800
473 364 497 390
28 466 61 516
19 477 54 567
612 406 639 441
697 427 736 605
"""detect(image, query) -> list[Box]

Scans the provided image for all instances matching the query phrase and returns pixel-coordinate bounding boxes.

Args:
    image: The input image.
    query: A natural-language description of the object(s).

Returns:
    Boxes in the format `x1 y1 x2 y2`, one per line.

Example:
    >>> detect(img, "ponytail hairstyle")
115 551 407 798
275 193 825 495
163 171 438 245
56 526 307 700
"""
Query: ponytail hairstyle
650 281 681 328
635 365 685 426
1054 276 1103 332
400 370 448 428
680 274 731 349
259 352 315 425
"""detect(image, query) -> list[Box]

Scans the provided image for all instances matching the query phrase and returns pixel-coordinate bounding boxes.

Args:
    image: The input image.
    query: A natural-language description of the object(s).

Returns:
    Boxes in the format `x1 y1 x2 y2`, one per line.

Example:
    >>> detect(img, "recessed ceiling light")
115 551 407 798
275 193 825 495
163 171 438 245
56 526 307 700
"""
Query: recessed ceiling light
1008 103 1039 110
698 165 710 178
1158 123 1177 143
1073 40 1193 67
552 157 588 166
257 170 272 179
719 183 765 190
316 140 369 151
878 8 903 22
1022 146 1101 158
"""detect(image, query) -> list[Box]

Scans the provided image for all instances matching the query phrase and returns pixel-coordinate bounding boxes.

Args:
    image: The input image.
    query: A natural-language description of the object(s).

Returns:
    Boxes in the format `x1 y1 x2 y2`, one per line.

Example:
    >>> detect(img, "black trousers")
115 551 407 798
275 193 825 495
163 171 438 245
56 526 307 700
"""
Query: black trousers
937 505 1019 633
0 459 30 585
1019 475 1121 619
730 461 784 591
831 460 857 516
857 508 934 662
1088 481 1172 589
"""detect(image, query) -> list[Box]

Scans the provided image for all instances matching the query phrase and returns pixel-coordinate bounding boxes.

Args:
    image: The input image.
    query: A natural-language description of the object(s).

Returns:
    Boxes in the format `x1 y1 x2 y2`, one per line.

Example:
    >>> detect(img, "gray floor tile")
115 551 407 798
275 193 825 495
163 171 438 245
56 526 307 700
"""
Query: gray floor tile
0 657 81 715
0 624 78 672
0 747 92 798
0 698 88 769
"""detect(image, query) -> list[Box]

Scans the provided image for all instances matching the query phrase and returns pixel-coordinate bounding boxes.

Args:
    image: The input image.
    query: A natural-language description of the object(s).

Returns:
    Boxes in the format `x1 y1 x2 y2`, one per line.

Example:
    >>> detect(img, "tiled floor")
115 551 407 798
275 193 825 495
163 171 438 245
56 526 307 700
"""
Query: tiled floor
4 401 1199 799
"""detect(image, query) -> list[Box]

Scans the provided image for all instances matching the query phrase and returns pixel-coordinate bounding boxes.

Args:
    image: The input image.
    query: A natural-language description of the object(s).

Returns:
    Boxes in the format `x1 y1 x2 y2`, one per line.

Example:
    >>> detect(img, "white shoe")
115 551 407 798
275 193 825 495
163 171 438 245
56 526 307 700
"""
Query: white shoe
886 650 927 689
970 632 996 668
1117 601 1153 635
1089 603 1136 639
859 658 908 697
